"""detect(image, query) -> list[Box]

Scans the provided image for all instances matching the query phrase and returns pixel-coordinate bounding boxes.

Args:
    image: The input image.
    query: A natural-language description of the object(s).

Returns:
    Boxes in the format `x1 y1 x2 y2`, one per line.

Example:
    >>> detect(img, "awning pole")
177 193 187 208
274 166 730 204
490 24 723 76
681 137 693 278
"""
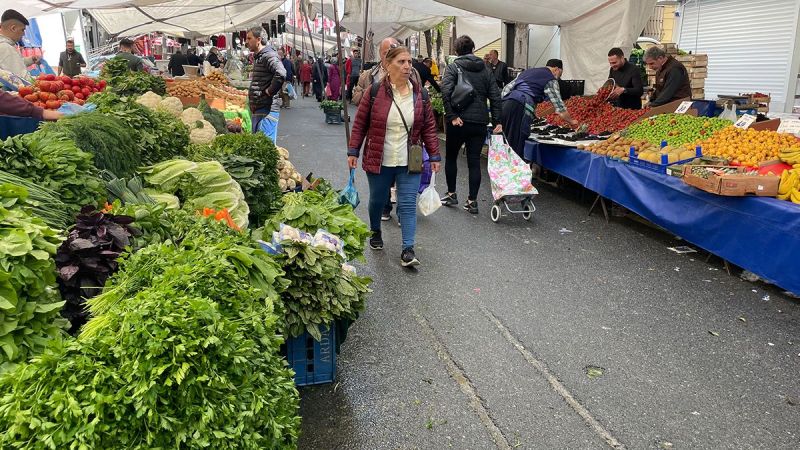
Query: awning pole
332 0 351 143
362 0 370 60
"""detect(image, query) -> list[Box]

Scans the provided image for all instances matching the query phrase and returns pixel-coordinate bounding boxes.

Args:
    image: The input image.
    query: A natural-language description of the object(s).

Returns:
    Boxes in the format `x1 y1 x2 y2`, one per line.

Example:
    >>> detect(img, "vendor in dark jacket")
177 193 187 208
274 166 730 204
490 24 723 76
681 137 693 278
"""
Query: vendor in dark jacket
167 50 188 76
644 46 691 106
412 57 440 92
501 59 578 159
245 26 286 133
439 35 503 215
607 47 643 109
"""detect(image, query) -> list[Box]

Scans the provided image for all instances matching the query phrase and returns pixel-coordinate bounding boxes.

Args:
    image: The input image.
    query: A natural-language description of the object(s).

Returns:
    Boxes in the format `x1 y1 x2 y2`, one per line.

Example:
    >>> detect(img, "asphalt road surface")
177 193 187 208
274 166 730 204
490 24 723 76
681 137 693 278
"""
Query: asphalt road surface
275 96 800 450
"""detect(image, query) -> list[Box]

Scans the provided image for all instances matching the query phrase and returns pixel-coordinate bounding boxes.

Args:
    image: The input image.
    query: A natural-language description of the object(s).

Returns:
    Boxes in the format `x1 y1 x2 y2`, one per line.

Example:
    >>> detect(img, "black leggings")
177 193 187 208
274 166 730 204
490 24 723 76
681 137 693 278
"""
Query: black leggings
445 122 487 201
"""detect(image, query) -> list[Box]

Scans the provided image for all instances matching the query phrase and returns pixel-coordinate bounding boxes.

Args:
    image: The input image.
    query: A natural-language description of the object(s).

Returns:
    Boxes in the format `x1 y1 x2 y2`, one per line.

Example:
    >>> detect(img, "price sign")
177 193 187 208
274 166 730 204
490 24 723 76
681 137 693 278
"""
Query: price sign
674 101 694 114
777 118 800 136
734 114 757 129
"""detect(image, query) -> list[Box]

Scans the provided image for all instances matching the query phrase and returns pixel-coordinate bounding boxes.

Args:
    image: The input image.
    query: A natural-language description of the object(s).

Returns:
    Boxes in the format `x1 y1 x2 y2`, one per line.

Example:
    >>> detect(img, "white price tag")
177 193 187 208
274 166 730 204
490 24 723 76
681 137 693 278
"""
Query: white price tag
777 118 800 136
734 114 757 129
674 101 694 114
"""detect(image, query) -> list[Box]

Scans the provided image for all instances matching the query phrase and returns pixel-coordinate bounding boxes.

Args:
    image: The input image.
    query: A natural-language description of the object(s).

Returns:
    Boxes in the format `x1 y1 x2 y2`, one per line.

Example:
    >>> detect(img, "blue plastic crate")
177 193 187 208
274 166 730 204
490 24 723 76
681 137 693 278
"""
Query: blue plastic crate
284 324 337 386
628 146 702 174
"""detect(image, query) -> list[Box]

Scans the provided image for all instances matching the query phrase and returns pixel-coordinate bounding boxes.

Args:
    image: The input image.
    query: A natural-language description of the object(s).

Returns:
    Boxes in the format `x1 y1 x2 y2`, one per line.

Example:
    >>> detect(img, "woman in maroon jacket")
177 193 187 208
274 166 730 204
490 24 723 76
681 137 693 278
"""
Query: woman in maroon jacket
347 46 441 267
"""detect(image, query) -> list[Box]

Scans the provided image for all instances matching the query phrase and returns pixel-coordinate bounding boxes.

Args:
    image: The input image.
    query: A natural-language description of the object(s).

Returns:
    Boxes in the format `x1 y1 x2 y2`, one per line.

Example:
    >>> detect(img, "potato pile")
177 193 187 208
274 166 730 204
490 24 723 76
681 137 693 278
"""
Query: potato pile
204 69 229 85
205 83 246 107
167 79 205 97
580 134 660 158
276 146 303 191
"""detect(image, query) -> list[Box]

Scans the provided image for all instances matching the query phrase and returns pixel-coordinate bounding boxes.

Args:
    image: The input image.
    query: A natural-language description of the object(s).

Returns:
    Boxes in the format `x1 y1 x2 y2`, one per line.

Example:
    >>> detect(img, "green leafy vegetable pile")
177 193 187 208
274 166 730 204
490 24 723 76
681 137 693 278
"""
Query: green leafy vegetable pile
0 222 300 448
274 239 370 339
199 97 229 135
101 56 166 97
0 184 67 373
1 132 105 216
141 159 250 229
38 111 142 177
263 189 370 261
190 133 281 226
0 171 71 229
88 92 190 164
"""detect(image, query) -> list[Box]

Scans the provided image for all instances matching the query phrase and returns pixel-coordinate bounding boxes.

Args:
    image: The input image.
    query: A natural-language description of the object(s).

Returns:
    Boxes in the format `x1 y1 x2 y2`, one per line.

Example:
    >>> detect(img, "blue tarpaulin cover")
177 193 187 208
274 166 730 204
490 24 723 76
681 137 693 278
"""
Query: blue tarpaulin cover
525 140 800 295
20 18 42 48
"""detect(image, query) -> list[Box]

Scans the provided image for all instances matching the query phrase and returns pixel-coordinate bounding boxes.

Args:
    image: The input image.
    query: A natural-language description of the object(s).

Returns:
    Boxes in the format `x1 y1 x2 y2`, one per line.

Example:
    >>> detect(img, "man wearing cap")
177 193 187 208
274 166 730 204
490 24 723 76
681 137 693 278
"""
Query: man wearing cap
58 38 86 77
0 9 40 80
116 38 144 72
501 58 578 159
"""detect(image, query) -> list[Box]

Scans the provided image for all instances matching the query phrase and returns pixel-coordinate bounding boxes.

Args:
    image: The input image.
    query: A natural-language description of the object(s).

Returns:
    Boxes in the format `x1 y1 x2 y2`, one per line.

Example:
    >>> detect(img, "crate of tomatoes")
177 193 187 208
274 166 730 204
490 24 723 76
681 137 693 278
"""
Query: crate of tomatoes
16 74 106 110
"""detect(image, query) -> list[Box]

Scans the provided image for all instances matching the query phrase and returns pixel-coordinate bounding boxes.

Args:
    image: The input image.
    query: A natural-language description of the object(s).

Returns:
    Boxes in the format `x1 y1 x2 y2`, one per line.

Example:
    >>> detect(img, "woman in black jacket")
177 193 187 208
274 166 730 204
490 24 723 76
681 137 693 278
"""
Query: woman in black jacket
440 35 502 214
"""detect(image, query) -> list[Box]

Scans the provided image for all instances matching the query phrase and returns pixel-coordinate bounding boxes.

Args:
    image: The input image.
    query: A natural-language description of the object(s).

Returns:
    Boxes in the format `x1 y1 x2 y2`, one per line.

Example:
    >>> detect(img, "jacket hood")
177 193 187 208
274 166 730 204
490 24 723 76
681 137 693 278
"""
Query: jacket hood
455 55 487 72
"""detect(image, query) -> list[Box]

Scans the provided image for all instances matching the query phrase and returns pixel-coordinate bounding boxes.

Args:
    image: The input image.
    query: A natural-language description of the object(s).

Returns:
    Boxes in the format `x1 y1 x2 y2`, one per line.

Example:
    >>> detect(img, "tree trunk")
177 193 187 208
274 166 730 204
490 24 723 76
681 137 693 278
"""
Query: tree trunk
424 30 432 57
513 23 529 68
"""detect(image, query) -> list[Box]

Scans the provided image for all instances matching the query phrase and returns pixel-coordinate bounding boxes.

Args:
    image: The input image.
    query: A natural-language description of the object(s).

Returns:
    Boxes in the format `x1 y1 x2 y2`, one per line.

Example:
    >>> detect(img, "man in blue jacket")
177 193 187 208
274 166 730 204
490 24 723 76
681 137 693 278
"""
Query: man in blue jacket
501 59 577 158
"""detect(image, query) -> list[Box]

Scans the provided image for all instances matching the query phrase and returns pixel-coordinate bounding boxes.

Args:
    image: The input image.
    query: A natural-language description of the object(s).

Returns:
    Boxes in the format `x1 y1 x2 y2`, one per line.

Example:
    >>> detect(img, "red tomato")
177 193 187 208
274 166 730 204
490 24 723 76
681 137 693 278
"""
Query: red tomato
59 76 71 84
98 80 107 89
74 93 84 100
81 87 91 96
44 74 56 81
74 98 85 106
18 86 34 96
45 100 62 109
85 78 95 87
24 93 38 102
53 81 64 92
38 81 51 92
34 101 46 108
72 85 82 94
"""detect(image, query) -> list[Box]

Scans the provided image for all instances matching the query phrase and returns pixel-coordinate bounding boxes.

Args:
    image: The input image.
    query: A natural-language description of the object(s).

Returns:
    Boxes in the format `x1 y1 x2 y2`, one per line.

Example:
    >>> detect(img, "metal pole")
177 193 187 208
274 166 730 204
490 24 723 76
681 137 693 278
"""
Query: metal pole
321 3 325 57
302 3 324 98
332 0 351 143
362 0 370 60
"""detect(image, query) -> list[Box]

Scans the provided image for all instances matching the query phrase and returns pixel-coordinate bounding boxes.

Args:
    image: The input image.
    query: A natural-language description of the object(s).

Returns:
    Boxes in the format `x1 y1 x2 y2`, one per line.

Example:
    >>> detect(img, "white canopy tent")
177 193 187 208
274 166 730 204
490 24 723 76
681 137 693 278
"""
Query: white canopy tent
10 1 287 38
435 0 657 91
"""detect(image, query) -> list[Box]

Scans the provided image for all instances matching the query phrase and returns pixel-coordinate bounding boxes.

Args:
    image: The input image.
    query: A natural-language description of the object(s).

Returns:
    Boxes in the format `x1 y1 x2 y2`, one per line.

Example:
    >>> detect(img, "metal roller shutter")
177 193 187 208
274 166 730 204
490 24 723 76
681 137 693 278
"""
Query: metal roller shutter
677 0 800 112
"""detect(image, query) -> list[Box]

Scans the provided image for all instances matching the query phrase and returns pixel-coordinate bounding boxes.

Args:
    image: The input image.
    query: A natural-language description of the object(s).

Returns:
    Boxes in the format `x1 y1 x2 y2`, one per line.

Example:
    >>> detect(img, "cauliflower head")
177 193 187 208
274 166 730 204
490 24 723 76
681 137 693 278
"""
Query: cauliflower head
181 107 204 126
189 119 217 144
157 96 184 117
135 91 161 109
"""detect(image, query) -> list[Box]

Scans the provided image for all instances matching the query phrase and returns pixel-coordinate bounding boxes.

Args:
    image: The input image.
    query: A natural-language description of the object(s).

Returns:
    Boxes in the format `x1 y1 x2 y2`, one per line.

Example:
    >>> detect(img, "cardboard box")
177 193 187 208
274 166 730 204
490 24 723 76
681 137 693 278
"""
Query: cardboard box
682 165 779 196
750 118 781 131
639 98 699 118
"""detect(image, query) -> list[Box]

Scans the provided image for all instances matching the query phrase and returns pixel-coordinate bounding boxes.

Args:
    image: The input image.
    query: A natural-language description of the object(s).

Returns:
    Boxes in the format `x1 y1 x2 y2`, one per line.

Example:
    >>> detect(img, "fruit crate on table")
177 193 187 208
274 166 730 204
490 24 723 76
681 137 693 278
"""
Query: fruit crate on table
283 323 338 386
628 146 703 174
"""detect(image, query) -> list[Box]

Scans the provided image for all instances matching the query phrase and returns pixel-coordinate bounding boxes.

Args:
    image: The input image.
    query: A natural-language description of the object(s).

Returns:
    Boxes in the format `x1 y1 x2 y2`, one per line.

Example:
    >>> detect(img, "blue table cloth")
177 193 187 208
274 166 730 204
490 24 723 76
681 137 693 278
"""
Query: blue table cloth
0 115 41 140
525 140 800 295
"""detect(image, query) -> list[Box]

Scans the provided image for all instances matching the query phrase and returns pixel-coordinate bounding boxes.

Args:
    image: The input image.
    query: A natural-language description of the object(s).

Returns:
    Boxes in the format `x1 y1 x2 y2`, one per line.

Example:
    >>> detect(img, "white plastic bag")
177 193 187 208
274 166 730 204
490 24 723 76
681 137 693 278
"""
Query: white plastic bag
720 102 737 122
418 172 441 216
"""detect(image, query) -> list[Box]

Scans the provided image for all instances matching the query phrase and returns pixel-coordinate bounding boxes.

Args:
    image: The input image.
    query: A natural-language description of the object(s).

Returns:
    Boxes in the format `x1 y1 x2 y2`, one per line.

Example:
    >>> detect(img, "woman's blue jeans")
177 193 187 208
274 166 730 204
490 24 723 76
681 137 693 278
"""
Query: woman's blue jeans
366 166 421 249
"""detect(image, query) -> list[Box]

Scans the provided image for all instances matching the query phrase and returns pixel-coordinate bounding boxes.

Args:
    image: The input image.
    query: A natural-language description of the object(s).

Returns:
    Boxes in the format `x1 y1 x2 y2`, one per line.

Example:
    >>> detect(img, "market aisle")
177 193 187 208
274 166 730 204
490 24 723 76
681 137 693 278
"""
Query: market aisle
277 98 800 450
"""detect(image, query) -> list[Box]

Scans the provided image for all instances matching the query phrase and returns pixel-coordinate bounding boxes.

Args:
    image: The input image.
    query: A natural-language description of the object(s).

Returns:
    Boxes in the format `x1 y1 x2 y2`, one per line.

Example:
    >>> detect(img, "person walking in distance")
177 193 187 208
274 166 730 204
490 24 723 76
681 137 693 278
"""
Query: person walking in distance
348 46 442 267
345 49 363 101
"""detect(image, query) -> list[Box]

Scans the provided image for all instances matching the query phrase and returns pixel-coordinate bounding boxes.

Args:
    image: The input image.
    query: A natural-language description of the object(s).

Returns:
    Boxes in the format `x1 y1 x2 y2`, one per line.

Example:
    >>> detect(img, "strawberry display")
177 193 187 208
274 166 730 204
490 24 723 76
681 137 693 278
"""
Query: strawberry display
15 75 106 109
535 88 650 135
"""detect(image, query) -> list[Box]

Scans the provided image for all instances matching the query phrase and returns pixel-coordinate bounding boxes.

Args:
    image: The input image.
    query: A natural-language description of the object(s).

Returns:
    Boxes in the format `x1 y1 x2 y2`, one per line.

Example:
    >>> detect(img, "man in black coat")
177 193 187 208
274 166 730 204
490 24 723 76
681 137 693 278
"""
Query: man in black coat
607 47 643 109
167 50 189 76
486 50 511 89
245 26 286 133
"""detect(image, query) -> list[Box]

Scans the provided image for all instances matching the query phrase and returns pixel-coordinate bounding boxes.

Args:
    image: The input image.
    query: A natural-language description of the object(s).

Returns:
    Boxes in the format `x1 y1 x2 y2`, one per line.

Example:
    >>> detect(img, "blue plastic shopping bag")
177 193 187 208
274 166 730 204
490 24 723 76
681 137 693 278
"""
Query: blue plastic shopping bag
338 168 360 209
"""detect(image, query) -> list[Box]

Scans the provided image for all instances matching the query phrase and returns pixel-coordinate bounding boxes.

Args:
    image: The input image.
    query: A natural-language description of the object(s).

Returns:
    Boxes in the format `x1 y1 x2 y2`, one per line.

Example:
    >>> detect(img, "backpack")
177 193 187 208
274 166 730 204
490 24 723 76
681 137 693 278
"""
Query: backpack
449 65 475 112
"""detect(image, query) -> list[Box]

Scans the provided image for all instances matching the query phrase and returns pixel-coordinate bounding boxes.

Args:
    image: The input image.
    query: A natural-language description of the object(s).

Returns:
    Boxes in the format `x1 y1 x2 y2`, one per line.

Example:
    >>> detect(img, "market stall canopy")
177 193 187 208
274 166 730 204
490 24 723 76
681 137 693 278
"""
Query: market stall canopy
284 24 339 55
433 0 656 91
339 0 473 42
86 1 286 37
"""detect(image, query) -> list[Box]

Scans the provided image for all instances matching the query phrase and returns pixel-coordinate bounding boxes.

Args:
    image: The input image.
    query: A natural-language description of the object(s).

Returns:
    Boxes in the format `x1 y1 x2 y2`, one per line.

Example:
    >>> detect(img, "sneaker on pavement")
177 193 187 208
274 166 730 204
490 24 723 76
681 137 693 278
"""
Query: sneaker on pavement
369 231 384 250
441 192 458 206
400 247 420 267
463 200 479 214
381 211 391 221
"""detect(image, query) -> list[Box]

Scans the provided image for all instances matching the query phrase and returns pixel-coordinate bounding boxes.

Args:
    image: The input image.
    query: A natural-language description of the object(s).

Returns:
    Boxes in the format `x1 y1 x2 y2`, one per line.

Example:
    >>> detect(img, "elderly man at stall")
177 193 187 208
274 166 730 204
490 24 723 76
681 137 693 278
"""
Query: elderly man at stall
0 9 39 80
351 37 421 105
643 46 691 107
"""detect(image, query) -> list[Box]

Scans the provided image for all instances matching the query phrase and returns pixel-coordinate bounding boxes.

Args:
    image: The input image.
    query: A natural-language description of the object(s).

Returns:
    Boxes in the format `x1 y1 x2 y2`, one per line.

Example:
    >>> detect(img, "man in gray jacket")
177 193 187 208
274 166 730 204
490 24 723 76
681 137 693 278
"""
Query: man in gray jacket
246 26 286 135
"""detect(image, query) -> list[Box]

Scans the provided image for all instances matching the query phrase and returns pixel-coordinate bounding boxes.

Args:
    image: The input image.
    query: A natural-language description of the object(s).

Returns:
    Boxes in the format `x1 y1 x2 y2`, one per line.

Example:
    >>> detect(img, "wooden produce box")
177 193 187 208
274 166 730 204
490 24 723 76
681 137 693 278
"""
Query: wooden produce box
640 98 698 118
676 54 708 67
178 96 201 107
682 165 779 196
